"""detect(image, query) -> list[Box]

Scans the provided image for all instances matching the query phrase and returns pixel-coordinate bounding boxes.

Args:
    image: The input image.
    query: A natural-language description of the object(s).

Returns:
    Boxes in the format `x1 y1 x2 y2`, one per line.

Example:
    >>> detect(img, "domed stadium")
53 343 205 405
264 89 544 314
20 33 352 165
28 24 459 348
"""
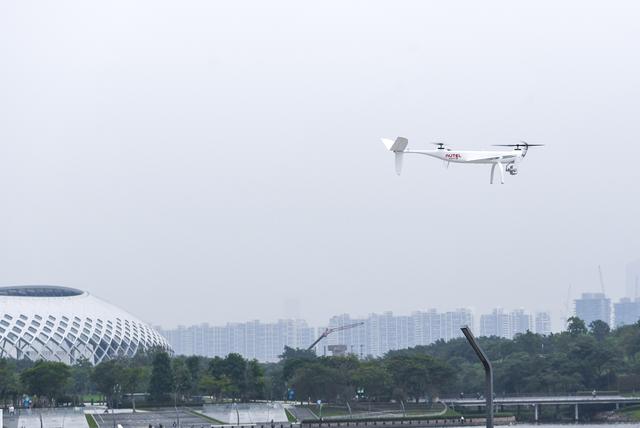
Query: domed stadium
0 285 171 365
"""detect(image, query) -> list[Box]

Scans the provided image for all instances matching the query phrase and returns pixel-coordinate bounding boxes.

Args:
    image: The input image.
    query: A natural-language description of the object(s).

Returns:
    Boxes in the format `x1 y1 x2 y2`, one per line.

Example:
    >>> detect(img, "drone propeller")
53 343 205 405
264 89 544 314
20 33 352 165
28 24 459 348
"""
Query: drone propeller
432 142 447 150
493 141 543 157
493 140 545 149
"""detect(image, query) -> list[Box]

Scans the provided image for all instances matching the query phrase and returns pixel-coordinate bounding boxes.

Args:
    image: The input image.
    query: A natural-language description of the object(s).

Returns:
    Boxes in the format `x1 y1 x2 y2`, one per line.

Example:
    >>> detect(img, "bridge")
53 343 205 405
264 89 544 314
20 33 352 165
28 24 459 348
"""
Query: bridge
442 395 640 421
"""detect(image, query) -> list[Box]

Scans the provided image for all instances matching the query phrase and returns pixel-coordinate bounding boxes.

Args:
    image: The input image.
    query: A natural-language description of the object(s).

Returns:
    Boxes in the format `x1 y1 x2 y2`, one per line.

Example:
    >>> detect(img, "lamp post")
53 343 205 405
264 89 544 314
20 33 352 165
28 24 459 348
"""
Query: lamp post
174 388 181 428
460 326 493 428
112 384 121 428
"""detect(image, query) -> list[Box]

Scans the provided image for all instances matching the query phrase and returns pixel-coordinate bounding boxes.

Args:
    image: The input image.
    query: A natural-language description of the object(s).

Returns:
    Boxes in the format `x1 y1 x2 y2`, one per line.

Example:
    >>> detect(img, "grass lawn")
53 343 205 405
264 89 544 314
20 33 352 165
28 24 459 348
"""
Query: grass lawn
618 404 640 421
186 408 225 425
85 414 99 428
285 409 297 422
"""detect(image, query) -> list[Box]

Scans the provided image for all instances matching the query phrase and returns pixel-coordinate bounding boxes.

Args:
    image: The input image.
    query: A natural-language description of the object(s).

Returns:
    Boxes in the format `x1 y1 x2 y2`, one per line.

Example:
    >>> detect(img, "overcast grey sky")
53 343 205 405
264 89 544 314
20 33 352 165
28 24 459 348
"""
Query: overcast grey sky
2 1 640 331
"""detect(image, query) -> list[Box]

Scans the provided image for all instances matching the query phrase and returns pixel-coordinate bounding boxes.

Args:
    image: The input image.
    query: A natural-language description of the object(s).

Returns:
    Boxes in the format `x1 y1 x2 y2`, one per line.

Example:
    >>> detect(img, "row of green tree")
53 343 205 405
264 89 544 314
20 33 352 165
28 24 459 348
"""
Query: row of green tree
2 316 640 407
0 351 264 407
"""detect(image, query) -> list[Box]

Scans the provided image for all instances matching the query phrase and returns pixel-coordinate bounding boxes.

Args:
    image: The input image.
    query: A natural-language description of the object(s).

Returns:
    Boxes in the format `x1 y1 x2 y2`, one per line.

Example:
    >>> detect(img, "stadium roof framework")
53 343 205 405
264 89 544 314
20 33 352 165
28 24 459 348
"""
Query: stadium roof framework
0 285 171 364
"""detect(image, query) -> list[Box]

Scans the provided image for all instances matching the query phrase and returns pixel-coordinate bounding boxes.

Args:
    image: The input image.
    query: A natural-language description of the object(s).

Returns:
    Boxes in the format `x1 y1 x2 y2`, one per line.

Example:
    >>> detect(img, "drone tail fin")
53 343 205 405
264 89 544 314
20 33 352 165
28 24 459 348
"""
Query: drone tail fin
382 137 408 152
381 137 408 175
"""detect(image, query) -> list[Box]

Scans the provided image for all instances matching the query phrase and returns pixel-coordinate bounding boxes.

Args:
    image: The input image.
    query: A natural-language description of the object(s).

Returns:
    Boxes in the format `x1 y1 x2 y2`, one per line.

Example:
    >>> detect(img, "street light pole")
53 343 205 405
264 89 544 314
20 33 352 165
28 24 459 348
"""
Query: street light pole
460 326 493 428
174 389 180 428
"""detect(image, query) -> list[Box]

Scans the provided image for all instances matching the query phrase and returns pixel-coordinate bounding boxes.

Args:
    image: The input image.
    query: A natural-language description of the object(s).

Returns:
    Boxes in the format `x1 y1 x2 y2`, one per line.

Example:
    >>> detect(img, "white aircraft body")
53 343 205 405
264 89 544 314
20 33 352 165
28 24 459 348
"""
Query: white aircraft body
382 137 542 184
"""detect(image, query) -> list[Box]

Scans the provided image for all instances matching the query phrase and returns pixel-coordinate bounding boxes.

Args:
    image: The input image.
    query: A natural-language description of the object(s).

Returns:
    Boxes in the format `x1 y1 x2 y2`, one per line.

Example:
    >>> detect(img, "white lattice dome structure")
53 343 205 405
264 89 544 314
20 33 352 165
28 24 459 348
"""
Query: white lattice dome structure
0 285 171 365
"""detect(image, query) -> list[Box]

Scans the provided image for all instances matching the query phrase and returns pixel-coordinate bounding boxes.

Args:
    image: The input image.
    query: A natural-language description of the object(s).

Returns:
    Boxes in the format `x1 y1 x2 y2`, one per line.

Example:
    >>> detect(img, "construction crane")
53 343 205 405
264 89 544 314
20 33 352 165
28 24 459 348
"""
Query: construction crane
307 322 364 351
563 284 572 326
598 265 606 294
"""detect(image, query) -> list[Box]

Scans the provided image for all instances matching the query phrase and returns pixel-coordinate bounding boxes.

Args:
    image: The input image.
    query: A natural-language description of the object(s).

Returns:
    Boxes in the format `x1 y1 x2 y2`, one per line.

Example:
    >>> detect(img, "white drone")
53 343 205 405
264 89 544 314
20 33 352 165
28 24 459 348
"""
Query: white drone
382 137 543 184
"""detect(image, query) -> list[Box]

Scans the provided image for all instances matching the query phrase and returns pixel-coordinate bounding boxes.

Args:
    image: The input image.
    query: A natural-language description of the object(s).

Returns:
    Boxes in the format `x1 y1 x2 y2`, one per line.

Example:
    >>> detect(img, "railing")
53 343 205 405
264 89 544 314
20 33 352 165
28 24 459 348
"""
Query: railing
210 416 517 428
441 390 622 400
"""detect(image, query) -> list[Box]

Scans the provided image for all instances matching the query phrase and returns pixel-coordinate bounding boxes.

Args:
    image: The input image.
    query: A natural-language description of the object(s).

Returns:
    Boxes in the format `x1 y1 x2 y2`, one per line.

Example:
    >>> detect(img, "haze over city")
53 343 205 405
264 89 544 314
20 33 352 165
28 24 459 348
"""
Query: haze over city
2 1 640 333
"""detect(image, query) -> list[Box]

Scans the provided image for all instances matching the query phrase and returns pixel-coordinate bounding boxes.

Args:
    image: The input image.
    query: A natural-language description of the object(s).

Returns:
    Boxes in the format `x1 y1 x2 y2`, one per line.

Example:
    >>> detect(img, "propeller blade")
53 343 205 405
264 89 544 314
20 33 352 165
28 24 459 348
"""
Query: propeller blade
493 142 545 147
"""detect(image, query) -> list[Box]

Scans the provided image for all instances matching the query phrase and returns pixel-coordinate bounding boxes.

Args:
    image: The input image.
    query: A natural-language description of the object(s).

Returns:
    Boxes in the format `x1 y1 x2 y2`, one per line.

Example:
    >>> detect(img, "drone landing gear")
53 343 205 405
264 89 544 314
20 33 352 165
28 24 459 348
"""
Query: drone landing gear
490 162 504 184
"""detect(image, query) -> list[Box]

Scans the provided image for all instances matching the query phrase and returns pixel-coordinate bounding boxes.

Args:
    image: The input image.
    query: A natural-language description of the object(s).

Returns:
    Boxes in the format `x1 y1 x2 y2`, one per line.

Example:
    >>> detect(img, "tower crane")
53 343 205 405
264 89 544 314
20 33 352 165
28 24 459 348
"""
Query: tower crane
307 322 364 351
598 265 606 294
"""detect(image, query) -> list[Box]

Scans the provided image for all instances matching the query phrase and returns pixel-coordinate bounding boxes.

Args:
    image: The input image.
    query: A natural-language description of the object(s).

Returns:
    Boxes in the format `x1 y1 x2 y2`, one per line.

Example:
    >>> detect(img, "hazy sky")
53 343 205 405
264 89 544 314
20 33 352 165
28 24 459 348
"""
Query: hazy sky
2 1 640 332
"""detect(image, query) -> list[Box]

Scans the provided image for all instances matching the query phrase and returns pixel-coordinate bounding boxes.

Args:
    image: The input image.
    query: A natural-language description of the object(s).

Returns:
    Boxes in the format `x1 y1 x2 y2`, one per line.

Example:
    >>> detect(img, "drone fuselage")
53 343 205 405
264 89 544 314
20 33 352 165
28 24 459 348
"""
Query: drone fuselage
406 149 521 164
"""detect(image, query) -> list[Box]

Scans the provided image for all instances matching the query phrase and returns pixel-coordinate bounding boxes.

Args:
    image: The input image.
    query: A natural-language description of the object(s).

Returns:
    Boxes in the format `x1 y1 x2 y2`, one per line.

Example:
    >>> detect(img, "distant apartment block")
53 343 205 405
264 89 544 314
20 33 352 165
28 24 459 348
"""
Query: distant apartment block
160 306 561 361
479 308 533 339
614 298 640 327
534 311 552 335
574 292 611 326
626 259 640 299
321 309 474 358
480 309 509 338
156 319 315 362
161 308 475 361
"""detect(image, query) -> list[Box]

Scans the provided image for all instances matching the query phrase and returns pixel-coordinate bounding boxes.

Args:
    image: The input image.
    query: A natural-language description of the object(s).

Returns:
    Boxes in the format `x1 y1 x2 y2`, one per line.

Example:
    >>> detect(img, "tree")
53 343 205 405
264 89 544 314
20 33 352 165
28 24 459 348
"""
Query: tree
567 317 588 335
262 363 285 401
385 354 452 402
589 320 611 342
0 358 20 407
351 363 392 400
122 365 147 412
199 374 232 401
148 351 174 403
198 374 218 398
172 358 192 403
93 359 124 407
291 363 343 402
20 361 71 405
244 359 265 400
70 358 94 405
280 347 316 382
185 356 203 395
223 353 246 401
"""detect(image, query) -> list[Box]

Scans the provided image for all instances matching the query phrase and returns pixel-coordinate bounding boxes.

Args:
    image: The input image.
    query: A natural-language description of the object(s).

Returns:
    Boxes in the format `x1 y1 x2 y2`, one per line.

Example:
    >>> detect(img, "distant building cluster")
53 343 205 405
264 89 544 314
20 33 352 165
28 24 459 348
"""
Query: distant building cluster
320 309 474 358
574 293 612 326
574 292 640 328
614 298 640 327
479 309 551 339
159 307 556 361
156 319 315 363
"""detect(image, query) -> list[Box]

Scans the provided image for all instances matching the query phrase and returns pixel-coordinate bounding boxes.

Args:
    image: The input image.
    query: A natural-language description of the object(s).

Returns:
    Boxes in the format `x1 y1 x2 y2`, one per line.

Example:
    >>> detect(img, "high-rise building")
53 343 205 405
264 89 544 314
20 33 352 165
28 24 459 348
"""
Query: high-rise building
322 309 473 358
161 306 562 362
480 308 533 339
440 309 474 341
574 293 611 326
626 260 640 299
157 319 315 362
534 311 552 335
614 298 640 327
480 308 510 338
511 309 533 336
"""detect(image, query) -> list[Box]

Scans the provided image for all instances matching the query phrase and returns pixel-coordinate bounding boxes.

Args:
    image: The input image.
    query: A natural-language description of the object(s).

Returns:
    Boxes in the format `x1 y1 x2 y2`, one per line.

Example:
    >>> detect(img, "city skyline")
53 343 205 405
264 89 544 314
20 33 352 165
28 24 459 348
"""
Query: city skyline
158 288 640 362
110 258 640 331
156 305 553 332
158 306 554 361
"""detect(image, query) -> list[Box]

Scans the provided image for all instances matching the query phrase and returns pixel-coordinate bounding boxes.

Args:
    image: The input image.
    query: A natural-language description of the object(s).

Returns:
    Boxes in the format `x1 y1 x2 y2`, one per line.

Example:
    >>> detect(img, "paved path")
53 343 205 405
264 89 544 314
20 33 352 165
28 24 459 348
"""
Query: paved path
284 408 317 422
13 409 88 428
